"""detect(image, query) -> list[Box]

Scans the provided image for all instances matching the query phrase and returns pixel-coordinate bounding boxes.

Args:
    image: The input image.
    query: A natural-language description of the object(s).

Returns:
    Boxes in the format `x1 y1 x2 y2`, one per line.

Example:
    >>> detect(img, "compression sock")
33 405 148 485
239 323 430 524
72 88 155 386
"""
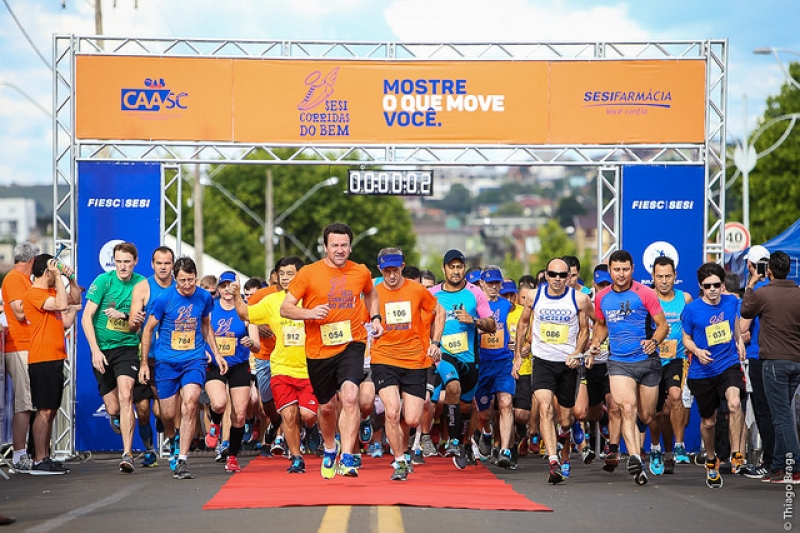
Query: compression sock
229 425 245 457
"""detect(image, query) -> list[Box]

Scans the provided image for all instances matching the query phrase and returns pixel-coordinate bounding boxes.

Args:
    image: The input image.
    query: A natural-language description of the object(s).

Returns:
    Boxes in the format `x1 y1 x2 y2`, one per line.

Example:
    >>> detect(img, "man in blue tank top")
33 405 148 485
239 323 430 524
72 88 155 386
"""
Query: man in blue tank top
649 255 693 473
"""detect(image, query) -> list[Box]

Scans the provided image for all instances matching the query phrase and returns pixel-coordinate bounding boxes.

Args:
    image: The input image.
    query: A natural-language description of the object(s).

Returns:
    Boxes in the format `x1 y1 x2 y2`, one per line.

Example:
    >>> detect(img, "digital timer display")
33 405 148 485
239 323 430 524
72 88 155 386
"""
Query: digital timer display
347 170 434 196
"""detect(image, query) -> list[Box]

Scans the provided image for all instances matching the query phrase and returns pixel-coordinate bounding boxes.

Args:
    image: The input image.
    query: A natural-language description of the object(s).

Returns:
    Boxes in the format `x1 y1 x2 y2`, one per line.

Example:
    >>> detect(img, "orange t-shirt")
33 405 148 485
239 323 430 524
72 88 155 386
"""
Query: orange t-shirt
372 279 437 369
248 285 279 361
2 268 32 352
23 287 67 364
288 260 373 360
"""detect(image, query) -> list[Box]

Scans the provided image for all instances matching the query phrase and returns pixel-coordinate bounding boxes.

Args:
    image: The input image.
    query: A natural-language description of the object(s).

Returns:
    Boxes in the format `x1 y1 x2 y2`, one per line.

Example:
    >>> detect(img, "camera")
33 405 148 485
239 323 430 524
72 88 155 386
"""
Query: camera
756 261 768 277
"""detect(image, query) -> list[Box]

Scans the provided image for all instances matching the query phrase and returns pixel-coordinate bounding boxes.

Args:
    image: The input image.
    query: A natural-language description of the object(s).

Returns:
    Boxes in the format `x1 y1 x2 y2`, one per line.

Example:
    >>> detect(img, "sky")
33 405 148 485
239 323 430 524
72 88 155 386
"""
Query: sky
0 0 798 186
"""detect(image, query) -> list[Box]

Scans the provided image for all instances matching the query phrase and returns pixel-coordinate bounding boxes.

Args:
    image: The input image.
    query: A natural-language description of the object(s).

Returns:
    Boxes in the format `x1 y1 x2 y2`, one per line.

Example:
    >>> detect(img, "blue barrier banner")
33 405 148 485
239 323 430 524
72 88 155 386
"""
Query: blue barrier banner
620 165 705 295
76 161 161 451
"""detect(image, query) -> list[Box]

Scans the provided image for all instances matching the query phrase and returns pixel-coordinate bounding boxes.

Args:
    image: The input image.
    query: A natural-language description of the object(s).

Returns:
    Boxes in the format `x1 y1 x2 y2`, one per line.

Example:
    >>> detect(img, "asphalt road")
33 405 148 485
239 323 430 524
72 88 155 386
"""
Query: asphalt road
0 450 787 533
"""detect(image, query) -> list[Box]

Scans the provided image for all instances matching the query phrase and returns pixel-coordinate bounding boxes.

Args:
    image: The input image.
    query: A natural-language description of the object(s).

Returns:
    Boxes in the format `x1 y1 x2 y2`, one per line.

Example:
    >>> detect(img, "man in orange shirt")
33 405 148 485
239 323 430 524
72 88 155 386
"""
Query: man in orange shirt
279 222 383 479
372 248 444 480
23 254 82 474
2 242 39 473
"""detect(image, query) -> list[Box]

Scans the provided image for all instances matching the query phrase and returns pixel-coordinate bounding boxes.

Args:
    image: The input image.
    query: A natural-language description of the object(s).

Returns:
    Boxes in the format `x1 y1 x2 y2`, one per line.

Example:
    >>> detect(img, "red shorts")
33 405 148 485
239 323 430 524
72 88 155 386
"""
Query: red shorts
272 374 318 414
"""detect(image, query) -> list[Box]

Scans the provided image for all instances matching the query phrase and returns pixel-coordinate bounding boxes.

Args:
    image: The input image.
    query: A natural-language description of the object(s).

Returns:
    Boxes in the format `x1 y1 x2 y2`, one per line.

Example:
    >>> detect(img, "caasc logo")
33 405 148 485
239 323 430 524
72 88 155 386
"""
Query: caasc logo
121 78 188 112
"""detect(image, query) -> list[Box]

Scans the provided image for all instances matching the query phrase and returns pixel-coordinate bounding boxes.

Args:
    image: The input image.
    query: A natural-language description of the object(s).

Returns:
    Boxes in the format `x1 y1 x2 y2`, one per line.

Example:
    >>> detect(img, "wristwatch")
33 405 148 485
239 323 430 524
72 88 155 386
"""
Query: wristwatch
432 340 441 348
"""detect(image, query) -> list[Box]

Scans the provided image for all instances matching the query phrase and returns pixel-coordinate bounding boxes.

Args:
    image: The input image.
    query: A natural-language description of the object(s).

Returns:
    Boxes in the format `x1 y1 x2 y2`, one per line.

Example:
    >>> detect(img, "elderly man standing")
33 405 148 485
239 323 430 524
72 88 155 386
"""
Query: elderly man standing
740 251 800 484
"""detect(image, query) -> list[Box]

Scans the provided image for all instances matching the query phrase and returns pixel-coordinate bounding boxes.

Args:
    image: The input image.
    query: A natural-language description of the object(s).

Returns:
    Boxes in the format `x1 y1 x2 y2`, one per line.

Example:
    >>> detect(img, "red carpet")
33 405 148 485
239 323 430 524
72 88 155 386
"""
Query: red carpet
204 454 551 512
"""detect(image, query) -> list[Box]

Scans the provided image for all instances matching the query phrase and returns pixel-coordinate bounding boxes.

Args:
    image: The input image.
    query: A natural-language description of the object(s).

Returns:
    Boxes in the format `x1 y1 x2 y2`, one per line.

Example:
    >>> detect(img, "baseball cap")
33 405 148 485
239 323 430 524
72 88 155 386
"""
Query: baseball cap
481 268 503 283
746 245 770 263
443 249 466 265
218 271 236 284
594 269 612 285
378 253 403 270
500 280 518 295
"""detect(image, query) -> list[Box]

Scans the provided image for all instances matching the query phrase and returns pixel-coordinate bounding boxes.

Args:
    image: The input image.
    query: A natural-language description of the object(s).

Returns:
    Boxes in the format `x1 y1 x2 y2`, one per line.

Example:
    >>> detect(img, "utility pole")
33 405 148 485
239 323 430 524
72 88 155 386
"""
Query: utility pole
265 169 274 280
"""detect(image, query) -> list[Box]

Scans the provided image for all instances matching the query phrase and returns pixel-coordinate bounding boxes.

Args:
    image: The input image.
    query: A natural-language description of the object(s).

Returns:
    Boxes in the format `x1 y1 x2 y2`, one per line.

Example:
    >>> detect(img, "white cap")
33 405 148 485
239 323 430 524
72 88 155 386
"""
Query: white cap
746 245 770 263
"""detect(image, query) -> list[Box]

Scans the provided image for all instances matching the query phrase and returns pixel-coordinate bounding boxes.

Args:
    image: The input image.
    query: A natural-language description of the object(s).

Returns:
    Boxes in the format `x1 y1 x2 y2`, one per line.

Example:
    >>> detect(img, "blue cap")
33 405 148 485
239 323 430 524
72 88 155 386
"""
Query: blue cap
218 271 236 284
594 270 612 285
466 270 482 284
500 280 518 295
481 268 503 283
378 253 403 270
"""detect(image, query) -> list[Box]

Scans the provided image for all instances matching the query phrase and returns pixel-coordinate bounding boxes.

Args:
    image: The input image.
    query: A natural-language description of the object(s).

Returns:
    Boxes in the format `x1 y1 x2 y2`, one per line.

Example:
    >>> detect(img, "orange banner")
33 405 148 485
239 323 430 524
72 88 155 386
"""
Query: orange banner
75 56 706 145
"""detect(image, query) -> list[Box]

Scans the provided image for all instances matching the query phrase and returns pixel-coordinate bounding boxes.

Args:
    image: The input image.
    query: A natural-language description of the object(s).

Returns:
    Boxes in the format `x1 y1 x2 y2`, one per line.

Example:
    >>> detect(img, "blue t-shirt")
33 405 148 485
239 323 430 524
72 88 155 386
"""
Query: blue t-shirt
479 297 513 362
150 286 215 363
430 283 493 364
207 300 251 366
145 276 175 359
682 294 740 379
744 279 768 360
595 281 664 363
659 289 688 365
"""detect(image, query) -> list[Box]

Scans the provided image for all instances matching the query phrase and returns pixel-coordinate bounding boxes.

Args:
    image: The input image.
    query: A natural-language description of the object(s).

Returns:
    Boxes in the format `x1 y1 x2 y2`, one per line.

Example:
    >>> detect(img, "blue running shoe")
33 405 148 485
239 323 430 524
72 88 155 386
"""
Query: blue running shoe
337 454 359 477
572 421 584 445
561 461 571 478
649 449 665 475
169 434 180 471
368 442 384 458
674 443 691 464
141 451 158 468
359 419 373 445
321 441 340 480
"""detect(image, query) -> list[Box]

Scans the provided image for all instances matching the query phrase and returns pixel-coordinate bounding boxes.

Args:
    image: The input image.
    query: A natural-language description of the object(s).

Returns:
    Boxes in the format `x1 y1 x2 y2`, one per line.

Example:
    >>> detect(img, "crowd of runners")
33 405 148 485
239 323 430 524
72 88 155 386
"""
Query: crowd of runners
4 222 800 490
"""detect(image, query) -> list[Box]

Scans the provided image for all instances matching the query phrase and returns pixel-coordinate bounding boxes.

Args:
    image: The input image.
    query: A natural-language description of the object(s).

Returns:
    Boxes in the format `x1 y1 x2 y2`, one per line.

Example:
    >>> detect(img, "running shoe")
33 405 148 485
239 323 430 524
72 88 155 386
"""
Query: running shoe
603 452 620 473
769 470 800 484
548 460 565 484
517 436 529 457
109 416 121 435
664 457 676 474
730 452 746 475
243 422 253 444
403 453 415 474
581 445 596 465
706 456 723 489
170 433 181 471
11 454 33 475
649 449 665 476
215 440 230 463
337 454 359 477
674 443 690 464
250 419 261 443
140 451 158 468
287 455 306 474
444 439 461 458
224 455 241 473
561 460 571 478
743 463 769 479
420 434 438 458
173 460 194 480
119 453 135 474
353 454 362 469
530 434 541 455
161 437 172 455
478 432 493 459
264 415 282 445
627 454 644 476
572 420 584 445
497 448 513 469
321 442 340 480
452 443 468 470
359 418 373 445
271 436 286 456
30 457 68 476
205 423 220 449
368 441 384 458
411 450 426 465
391 460 409 481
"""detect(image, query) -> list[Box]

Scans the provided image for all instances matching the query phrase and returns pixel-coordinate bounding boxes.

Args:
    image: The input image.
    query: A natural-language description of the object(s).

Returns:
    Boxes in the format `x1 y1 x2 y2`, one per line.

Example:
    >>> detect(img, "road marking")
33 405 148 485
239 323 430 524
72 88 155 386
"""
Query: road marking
318 505 352 533
25 481 147 533
376 506 404 533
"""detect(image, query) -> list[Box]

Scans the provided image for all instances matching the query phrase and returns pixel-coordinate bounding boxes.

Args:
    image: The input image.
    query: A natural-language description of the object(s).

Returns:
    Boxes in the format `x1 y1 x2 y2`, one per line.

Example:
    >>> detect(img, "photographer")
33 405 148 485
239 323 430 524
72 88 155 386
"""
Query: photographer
741 250 800 484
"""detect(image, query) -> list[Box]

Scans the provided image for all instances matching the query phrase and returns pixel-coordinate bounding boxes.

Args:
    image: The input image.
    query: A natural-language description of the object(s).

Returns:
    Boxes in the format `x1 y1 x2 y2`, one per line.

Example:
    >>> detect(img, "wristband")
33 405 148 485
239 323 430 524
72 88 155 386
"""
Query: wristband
432 340 441 348
371 314 382 322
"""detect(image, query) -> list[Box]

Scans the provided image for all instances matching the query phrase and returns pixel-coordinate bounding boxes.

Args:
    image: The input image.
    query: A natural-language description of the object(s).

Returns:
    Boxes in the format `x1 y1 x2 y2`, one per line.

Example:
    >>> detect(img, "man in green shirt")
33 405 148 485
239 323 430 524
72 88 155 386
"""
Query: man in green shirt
81 242 147 473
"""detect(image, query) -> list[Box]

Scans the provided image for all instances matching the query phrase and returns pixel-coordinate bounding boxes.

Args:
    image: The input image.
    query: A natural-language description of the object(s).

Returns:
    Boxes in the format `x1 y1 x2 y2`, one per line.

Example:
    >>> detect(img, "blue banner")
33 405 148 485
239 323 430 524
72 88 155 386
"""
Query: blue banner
620 165 705 294
76 161 161 451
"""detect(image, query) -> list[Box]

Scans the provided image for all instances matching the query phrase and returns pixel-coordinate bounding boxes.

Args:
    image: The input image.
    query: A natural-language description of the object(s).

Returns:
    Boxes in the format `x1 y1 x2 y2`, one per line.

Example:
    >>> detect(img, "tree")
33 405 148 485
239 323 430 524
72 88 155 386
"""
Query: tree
177 149 417 277
438 183 473 214
555 195 587 227
747 62 800 243
532 220 578 274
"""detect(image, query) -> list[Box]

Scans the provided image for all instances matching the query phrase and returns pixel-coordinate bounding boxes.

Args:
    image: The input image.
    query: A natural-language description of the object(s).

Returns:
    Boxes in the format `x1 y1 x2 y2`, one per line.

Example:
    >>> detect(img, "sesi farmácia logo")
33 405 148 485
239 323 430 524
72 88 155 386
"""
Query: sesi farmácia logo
583 88 672 116
121 78 188 112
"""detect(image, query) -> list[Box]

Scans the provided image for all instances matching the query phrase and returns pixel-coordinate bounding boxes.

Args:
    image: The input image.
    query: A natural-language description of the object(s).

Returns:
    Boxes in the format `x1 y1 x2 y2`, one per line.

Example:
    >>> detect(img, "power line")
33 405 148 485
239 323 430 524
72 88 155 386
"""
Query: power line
1 0 53 71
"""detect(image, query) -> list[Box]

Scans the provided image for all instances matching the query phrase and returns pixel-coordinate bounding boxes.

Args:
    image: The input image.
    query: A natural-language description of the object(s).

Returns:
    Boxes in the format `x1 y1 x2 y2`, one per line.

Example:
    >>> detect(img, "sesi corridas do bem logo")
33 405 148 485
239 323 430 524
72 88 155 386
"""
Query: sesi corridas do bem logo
121 78 188 112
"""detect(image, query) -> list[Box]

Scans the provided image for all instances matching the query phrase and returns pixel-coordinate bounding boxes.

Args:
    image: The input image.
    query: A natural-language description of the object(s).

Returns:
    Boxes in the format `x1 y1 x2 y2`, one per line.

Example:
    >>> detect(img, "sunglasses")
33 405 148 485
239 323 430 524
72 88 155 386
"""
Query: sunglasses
701 282 722 290
547 271 569 279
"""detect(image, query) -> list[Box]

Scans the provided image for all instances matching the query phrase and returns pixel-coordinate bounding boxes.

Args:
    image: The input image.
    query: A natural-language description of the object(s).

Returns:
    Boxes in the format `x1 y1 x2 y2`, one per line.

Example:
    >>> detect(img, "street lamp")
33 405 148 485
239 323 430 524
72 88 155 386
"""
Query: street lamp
352 226 379 247
754 47 800 91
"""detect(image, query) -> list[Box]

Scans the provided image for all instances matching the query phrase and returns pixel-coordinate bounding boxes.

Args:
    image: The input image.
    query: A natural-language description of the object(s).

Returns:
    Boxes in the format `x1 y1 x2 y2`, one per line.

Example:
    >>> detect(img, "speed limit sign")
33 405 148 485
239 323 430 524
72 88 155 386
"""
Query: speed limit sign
724 222 750 253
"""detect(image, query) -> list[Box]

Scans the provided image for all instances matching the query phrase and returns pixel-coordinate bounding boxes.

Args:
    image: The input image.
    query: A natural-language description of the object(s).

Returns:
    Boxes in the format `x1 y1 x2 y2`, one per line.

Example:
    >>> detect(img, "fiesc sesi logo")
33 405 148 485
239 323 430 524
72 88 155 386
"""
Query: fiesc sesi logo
121 78 188 112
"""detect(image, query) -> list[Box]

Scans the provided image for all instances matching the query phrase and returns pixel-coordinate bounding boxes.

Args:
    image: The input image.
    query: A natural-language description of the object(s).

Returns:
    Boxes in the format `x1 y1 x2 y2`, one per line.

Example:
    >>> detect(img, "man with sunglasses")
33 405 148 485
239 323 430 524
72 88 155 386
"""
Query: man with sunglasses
514 258 592 484
589 250 669 485
681 262 745 489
